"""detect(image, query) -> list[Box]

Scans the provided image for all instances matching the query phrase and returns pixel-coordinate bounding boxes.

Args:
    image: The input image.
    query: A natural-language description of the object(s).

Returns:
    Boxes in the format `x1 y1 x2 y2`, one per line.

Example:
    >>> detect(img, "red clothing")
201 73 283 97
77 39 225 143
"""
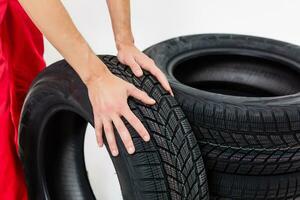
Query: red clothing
0 0 45 199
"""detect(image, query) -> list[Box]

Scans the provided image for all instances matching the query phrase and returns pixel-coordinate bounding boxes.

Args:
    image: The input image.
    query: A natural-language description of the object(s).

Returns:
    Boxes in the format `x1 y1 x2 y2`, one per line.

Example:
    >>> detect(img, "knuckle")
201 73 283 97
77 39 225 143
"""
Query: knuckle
156 70 164 77
93 119 99 128
131 63 139 69
116 124 126 134
108 138 116 145
93 107 101 115
114 104 124 113
107 139 114 147
96 133 102 140
117 54 125 61
104 125 112 133
117 57 124 64
102 106 112 113
149 59 155 65
121 103 129 111
130 118 139 126
126 113 136 122
102 103 119 113
123 136 132 145
141 91 150 98
95 114 103 122
108 140 116 148
95 130 99 137
136 123 146 133
151 68 158 75
164 77 170 84
137 127 145 135
120 129 128 135
144 93 152 100
98 103 107 111
138 87 146 93
128 84 136 93
139 90 146 96
95 128 102 136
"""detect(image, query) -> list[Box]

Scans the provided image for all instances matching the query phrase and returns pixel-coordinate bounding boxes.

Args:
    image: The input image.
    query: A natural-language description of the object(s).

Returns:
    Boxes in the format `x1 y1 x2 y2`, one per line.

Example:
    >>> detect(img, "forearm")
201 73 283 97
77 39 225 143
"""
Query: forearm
106 0 134 50
18 0 107 83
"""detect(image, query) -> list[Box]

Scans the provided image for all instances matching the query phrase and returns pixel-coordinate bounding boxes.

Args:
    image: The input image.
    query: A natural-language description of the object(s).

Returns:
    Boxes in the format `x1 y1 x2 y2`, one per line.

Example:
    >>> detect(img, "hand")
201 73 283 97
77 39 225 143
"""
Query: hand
85 65 156 156
117 43 174 96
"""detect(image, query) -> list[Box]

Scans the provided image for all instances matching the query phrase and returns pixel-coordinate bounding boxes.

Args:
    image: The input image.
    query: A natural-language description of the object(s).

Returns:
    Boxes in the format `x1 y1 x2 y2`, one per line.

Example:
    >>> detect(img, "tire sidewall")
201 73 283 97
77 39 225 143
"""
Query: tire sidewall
19 62 140 200
144 34 300 106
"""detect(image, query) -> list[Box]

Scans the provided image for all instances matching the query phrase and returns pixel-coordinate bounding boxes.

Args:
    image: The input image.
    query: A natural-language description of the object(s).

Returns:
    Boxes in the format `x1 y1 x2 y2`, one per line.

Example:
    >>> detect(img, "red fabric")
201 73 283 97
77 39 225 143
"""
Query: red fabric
0 0 45 199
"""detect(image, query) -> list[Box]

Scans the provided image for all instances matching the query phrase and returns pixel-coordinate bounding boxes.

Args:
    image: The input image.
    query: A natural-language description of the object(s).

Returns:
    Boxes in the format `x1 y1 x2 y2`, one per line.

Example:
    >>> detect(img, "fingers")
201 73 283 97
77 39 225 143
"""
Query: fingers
126 57 143 77
94 104 151 157
149 67 173 96
112 116 135 154
128 85 156 105
102 112 149 156
103 118 119 156
123 106 150 142
136 55 174 96
94 117 103 147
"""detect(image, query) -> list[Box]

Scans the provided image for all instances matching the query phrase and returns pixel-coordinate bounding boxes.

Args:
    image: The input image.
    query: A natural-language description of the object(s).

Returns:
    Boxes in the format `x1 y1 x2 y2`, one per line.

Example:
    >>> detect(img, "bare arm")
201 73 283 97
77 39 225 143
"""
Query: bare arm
18 0 105 83
18 0 155 156
106 0 134 49
106 0 173 95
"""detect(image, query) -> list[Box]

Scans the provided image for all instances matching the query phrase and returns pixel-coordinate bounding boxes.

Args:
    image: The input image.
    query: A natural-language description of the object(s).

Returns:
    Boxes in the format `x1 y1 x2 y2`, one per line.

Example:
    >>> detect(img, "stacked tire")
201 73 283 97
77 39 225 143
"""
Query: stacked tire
145 34 300 199
18 55 209 200
19 34 300 200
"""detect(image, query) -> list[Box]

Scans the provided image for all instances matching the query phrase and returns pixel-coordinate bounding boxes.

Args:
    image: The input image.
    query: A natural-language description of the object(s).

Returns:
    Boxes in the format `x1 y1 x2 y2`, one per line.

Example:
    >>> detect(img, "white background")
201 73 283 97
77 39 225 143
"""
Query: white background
43 1 300 199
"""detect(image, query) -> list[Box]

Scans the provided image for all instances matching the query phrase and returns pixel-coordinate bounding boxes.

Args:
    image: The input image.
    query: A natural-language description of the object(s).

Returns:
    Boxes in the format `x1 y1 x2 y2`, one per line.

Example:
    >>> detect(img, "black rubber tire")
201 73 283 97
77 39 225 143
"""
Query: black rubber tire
144 34 300 199
209 171 300 200
18 55 209 200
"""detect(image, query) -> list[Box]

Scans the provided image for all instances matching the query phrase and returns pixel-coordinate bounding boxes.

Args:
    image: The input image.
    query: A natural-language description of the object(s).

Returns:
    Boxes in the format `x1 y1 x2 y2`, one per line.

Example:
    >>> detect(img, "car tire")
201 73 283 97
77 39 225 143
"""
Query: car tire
18 55 209 200
144 34 300 199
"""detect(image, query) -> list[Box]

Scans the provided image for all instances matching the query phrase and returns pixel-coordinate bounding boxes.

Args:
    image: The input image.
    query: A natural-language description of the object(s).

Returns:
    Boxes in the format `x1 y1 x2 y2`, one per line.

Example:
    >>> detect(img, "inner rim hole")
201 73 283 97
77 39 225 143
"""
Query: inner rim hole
172 54 300 97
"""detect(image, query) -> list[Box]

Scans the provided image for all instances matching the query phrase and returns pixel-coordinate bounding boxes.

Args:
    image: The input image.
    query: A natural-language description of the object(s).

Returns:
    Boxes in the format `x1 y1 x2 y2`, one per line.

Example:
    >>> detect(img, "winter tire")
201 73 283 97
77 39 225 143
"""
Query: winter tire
144 34 300 199
18 55 209 200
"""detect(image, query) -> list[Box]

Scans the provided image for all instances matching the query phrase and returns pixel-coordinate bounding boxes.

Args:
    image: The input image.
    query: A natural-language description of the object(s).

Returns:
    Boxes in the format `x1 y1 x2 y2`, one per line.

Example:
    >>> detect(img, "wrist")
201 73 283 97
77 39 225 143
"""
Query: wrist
79 54 111 85
83 65 111 86
115 34 135 50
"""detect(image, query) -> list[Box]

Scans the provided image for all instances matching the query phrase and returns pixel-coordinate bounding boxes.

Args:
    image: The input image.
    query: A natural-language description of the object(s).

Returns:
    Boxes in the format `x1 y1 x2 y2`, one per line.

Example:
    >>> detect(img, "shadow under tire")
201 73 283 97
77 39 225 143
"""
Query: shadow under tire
144 34 300 199
18 55 208 200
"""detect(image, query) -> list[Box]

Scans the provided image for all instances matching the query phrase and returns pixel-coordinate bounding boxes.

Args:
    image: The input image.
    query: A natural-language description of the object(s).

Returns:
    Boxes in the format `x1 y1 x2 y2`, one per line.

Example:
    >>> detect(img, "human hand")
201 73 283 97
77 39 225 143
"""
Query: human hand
117 43 174 96
85 64 156 156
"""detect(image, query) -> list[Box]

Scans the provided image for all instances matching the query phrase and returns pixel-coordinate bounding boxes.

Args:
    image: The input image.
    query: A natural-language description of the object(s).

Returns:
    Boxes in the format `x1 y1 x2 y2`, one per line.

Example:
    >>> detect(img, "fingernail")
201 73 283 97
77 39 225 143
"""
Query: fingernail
144 134 150 142
98 142 103 147
128 146 135 154
151 98 156 103
136 70 143 77
170 90 174 97
112 149 119 156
